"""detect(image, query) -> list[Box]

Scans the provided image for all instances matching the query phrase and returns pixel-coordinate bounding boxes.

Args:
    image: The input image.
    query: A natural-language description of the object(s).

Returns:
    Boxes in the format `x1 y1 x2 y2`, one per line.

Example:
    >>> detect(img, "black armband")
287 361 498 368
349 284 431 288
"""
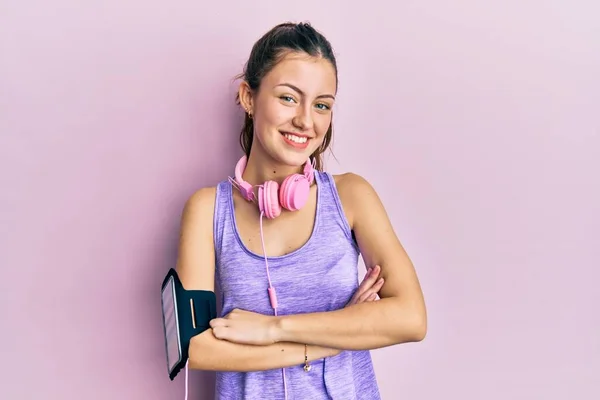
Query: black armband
160 268 217 380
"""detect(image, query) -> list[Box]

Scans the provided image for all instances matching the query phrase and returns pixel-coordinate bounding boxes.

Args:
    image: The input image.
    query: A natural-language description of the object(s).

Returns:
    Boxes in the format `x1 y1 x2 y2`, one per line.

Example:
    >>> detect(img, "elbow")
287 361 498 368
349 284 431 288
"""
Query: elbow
411 312 427 342
392 303 428 344
408 296 428 342
406 313 427 343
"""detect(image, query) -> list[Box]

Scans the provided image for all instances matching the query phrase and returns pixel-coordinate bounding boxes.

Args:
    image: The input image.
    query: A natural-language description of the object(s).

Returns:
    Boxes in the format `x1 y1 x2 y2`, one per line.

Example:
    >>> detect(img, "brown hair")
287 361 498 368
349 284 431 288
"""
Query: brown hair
235 22 338 171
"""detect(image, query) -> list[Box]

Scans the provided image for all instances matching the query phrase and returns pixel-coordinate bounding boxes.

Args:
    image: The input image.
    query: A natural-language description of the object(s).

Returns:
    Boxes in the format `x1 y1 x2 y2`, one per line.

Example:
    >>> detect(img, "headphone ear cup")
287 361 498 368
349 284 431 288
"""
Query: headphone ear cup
259 180 281 219
279 174 310 211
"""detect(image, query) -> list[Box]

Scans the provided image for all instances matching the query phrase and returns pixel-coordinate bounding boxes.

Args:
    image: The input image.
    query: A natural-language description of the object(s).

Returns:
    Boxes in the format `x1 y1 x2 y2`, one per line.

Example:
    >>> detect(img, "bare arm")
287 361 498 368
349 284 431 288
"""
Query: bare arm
274 173 427 350
175 187 338 372
275 173 427 350
212 174 427 351
189 329 337 372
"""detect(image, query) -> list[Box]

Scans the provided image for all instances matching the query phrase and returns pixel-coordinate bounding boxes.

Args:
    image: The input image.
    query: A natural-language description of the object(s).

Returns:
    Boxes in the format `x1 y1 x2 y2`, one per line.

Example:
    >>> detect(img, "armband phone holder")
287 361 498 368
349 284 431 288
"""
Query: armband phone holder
161 268 217 380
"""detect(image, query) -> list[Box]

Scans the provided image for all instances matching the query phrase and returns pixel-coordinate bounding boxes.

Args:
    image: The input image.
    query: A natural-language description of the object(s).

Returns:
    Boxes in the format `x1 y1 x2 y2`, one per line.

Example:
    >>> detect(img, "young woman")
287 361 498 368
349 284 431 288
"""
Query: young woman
175 22 427 400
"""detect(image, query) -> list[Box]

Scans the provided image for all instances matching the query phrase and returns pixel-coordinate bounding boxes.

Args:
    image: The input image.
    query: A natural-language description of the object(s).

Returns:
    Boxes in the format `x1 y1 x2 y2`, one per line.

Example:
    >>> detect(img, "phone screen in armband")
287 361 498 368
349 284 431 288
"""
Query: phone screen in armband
161 274 183 377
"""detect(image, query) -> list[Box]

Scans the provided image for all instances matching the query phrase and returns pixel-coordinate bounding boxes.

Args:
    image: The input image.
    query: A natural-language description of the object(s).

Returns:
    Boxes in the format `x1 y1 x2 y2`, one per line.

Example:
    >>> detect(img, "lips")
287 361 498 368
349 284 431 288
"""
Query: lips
280 131 311 149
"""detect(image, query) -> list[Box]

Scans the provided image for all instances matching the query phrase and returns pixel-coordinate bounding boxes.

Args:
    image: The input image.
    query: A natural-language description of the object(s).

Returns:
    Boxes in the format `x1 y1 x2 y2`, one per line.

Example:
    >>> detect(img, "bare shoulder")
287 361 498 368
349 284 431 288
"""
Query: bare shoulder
332 172 375 195
183 186 218 217
179 186 218 238
175 186 218 291
332 172 382 229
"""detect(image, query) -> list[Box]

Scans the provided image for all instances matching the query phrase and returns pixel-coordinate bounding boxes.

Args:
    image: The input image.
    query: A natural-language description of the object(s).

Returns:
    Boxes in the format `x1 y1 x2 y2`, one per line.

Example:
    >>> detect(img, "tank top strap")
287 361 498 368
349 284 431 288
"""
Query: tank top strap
213 180 233 262
314 170 356 247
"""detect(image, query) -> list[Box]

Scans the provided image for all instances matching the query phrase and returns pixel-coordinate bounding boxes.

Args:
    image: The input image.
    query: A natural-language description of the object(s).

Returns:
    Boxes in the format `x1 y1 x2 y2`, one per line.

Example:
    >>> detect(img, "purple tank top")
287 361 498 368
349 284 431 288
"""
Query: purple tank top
213 170 381 400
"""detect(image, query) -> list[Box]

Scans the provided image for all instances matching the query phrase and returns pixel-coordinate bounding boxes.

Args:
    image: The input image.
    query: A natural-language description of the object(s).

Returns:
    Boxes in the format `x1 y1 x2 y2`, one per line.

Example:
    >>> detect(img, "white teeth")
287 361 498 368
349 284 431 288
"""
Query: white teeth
284 134 308 144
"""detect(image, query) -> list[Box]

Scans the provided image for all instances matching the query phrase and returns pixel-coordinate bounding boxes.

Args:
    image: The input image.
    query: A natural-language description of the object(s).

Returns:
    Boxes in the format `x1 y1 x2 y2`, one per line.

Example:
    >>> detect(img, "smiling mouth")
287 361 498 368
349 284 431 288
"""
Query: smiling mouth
281 132 309 144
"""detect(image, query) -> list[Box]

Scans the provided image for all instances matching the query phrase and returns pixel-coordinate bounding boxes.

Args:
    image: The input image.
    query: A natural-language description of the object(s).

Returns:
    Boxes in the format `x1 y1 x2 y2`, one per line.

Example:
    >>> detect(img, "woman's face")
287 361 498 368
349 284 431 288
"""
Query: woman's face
242 52 337 168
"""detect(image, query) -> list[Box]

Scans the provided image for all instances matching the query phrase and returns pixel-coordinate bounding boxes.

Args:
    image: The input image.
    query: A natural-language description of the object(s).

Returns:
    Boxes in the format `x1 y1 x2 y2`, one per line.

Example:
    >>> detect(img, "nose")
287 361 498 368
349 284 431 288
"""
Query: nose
292 105 313 131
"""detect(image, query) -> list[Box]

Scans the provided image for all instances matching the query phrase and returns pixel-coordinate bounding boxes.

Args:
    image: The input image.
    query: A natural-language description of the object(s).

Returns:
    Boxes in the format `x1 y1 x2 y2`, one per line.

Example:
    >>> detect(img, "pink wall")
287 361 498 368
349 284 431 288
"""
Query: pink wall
1 1 599 399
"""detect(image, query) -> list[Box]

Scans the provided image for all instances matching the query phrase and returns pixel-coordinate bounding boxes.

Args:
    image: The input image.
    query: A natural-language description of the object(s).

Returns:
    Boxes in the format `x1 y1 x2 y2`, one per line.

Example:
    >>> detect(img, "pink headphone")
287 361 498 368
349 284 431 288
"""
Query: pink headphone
232 155 315 219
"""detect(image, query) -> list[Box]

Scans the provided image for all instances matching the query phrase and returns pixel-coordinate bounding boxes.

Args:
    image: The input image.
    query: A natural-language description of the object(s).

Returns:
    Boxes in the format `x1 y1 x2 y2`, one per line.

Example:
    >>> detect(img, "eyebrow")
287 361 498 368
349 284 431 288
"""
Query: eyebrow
275 83 336 100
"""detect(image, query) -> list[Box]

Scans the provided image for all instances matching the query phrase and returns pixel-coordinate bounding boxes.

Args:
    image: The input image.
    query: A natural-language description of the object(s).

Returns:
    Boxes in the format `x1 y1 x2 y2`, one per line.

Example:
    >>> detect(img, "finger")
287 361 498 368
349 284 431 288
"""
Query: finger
356 268 374 291
363 277 384 297
357 290 372 303
359 291 379 303
357 290 374 303
349 267 382 306
212 326 229 340
363 265 381 287
357 292 372 304
370 265 381 278
371 277 385 295
210 318 227 328
357 278 384 303
356 266 380 295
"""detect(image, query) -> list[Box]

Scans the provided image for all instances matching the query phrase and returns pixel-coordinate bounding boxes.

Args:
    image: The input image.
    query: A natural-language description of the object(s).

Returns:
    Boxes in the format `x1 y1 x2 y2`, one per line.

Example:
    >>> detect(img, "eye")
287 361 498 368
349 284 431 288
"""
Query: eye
280 95 296 103
315 103 331 111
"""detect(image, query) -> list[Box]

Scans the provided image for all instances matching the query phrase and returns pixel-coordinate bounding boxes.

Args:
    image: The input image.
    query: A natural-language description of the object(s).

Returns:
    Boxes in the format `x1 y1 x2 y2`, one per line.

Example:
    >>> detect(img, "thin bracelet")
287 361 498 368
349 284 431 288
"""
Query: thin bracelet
303 344 311 372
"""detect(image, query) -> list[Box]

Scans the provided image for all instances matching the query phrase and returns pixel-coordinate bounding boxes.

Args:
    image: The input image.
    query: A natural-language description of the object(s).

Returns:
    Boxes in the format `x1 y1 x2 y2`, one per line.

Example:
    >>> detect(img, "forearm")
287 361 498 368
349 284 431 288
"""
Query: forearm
276 298 426 351
188 329 339 372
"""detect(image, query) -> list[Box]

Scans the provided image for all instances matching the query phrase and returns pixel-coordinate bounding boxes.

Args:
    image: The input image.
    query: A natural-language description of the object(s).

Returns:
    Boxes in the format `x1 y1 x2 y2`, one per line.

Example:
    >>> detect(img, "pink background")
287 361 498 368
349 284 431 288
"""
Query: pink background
1 1 599 399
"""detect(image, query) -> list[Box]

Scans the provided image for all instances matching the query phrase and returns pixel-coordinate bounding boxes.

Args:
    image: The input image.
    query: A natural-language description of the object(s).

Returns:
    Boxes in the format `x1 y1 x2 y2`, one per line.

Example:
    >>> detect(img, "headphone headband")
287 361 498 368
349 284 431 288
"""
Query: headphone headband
233 156 254 201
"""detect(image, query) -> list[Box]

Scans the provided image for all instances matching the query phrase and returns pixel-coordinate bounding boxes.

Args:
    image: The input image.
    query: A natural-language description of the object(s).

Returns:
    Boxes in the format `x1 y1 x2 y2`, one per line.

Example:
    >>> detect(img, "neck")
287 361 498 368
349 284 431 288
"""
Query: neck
242 149 306 186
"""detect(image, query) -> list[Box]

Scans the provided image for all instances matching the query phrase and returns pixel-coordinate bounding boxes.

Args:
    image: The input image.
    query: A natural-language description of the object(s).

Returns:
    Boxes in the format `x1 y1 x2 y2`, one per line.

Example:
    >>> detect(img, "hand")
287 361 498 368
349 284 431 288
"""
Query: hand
210 309 280 346
346 265 385 307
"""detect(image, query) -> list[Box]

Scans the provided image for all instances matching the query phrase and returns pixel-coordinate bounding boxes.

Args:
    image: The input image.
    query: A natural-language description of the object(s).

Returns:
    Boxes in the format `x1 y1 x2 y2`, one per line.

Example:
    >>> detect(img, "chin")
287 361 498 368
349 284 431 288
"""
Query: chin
272 151 310 167
277 143 321 166
259 130 322 166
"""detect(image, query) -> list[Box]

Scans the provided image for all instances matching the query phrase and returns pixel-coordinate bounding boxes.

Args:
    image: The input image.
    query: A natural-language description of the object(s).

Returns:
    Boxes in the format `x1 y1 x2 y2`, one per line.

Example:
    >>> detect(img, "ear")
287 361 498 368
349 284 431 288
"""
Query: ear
238 81 254 116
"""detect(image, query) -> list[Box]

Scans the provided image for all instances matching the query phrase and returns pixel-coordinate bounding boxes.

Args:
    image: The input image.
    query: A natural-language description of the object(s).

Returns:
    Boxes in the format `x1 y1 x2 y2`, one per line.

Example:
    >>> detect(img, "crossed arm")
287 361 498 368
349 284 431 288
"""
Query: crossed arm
175 174 427 372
